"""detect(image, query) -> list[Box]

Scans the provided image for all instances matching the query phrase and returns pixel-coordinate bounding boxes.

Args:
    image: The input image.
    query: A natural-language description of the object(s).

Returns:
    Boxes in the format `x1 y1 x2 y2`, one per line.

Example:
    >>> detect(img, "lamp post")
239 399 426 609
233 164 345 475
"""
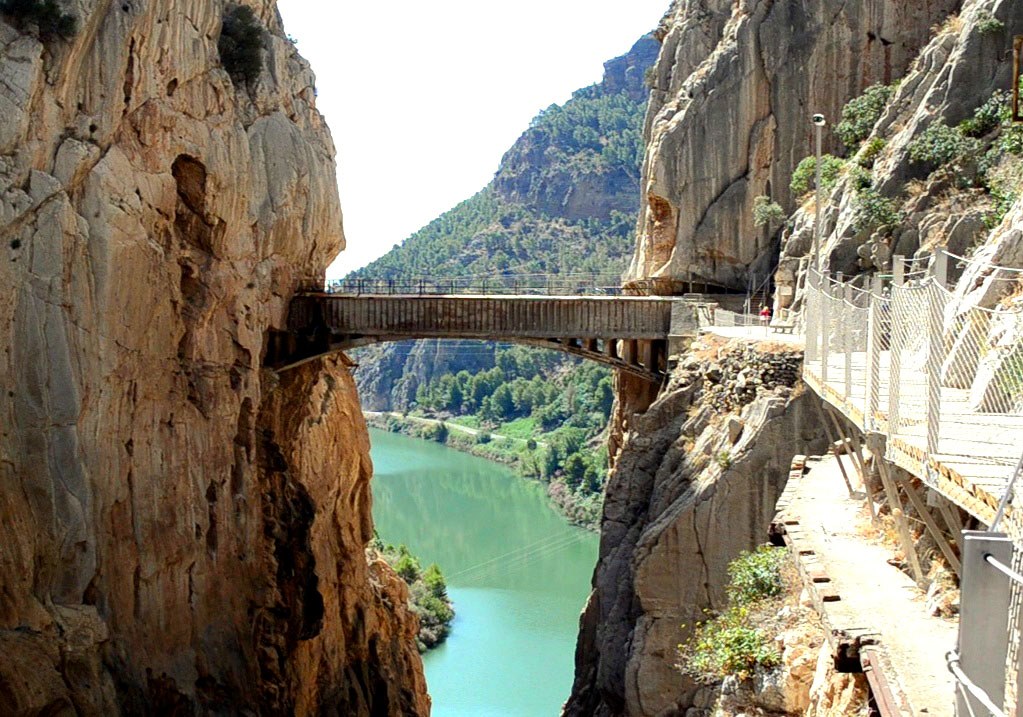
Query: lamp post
812 113 827 271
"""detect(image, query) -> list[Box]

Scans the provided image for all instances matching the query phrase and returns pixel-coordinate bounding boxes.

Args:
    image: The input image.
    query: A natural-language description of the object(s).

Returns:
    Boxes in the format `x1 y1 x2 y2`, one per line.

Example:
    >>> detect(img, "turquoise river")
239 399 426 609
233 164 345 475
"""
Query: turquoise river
369 428 600 716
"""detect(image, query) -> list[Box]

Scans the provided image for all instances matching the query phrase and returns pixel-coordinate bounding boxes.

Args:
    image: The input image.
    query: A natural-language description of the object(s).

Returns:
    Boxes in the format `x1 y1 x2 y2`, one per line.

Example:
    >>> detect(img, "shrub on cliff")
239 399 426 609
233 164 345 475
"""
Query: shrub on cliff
751 195 784 228
376 543 455 652
219 5 265 84
790 154 844 197
835 84 895 149
0 0 76 37
908 121 981 168
677 547 787 683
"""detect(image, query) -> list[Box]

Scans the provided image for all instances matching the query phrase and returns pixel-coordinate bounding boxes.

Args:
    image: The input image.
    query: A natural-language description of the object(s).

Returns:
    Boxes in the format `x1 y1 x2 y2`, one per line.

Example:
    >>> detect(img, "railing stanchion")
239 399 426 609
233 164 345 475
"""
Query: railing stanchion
820 275 830 384
888 257 905 436
927 279 943 457
844 283 853 402
865 276 882 431
955 532 1013 717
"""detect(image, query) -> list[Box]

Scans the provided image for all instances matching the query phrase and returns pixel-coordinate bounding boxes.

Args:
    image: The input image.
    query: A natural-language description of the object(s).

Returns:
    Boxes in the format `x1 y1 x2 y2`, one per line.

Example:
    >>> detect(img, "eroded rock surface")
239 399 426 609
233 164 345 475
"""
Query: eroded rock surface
0 2 427 713
629 0 959 291
566 339 827 716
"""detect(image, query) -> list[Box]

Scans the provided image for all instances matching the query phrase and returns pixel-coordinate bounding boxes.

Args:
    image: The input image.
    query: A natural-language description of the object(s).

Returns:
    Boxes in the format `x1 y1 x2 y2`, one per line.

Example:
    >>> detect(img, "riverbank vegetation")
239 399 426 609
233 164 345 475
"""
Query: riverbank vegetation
365 345 613 529
371 541 454 652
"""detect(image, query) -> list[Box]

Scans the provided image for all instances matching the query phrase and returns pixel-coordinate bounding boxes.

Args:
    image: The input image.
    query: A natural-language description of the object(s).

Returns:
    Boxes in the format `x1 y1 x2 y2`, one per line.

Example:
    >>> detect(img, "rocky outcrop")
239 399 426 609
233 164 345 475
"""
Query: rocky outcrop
776 0 1023 304
566 338 828 716
493 35 657 222
0 1 426 714
629 0 960 291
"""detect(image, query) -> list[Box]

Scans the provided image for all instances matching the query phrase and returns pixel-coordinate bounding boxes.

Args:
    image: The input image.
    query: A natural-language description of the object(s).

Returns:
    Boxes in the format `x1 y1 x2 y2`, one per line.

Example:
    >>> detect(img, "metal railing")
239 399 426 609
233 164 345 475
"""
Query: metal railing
952 531 1021 717
803 252 1023 522
324 273 629 296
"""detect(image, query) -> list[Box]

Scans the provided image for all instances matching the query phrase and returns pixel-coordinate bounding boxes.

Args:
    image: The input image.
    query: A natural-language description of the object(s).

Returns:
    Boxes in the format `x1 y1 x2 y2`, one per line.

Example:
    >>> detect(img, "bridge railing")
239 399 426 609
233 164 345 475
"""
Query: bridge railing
803 253 1023 523
325 274 630 296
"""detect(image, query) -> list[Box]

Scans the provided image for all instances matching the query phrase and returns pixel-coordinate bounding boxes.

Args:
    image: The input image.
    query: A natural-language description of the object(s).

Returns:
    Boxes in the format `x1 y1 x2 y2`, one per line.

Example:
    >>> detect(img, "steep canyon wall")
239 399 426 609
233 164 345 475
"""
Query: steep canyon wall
629 0 960 291
571 1 995 715
0 1 427 713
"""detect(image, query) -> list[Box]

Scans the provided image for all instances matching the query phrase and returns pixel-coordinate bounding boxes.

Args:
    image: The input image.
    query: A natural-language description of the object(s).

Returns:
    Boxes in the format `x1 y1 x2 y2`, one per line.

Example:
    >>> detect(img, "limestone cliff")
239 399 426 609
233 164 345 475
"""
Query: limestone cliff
629 0 960 292
566 339 828 716
0 1 427 714
776 0 1023 313
569 2 1023 713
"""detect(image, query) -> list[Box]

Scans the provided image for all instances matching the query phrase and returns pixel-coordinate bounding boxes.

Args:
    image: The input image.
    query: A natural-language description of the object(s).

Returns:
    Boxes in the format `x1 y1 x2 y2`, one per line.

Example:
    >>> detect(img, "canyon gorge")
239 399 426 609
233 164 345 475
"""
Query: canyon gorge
3 0 1023 715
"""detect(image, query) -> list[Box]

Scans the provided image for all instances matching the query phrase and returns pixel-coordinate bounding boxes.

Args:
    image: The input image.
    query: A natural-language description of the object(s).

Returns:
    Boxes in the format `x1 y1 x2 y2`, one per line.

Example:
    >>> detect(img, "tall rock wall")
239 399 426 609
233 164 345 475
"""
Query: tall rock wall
628 0 960 291
0 1 427 714
566 340 828 716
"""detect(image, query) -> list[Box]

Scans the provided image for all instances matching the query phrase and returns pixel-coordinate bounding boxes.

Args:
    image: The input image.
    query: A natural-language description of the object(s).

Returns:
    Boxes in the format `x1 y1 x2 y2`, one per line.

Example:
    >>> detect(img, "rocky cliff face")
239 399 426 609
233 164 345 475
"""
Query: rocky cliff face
566 338 828 716
776 0 1023 309
0 2 427 714
629 0 960 291
577 1 1023 715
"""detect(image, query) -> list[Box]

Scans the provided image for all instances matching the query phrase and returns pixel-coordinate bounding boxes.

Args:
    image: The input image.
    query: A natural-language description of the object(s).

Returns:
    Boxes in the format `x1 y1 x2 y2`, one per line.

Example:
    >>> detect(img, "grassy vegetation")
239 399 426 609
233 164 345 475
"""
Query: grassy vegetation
677 546 787 682
373 541 454 652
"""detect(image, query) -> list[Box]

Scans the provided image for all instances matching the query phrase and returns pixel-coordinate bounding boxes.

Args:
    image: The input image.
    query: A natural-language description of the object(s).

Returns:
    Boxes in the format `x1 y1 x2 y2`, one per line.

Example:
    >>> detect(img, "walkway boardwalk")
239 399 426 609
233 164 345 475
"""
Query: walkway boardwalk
802 258 1023 539
776 454 957 716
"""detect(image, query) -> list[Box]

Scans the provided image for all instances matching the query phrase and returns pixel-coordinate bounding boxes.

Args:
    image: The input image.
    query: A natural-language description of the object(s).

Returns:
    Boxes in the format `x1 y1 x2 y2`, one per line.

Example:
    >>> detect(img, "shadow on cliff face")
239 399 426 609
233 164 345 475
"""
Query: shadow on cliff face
250 409 327 713
566 339 829 717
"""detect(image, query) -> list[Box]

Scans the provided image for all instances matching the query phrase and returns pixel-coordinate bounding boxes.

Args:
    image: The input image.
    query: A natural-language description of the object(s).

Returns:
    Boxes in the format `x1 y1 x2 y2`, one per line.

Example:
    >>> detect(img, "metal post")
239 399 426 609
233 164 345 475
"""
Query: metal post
926 282 943 456
844 283 853 400
820 276 830 384
813 114 827 270
805 268 817 362
956 532 1013 717
888 257 905 434
865 276 882 430
935 247 949 288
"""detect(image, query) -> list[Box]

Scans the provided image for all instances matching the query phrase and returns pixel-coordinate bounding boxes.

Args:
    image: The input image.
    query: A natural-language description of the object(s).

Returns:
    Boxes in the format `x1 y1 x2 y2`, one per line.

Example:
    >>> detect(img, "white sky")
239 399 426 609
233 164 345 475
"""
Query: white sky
277 0 668 279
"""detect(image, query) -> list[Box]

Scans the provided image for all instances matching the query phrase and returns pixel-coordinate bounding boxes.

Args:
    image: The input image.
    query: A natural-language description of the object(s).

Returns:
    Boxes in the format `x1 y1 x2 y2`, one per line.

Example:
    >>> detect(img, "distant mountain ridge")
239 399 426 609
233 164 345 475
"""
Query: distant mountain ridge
349 34 658 287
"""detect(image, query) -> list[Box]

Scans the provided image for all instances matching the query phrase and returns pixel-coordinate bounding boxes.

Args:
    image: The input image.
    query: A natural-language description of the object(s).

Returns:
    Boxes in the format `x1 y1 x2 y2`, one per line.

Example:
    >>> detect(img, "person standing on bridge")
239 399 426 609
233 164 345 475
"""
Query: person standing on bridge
759 304 772 326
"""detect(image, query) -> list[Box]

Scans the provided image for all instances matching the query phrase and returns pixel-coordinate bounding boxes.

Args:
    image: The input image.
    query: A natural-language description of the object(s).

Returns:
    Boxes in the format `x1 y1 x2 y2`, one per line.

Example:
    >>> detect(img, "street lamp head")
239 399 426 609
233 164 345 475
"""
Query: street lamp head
812 113 827 126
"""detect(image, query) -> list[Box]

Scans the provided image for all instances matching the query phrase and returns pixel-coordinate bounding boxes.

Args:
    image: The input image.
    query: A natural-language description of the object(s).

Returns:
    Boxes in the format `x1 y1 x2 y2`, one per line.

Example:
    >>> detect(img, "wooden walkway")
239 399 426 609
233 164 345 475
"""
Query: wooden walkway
268 293 698 381
804 350 1023 536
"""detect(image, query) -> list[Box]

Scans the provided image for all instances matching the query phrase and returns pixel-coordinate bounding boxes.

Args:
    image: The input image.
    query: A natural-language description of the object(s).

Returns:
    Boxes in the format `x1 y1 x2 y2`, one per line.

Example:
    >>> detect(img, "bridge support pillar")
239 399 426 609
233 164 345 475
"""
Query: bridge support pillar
623 339 639 367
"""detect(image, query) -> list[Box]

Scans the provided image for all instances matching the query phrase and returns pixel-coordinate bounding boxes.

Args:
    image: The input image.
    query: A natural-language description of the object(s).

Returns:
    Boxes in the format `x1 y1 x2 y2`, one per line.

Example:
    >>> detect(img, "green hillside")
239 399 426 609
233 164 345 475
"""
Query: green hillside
349 35 658 528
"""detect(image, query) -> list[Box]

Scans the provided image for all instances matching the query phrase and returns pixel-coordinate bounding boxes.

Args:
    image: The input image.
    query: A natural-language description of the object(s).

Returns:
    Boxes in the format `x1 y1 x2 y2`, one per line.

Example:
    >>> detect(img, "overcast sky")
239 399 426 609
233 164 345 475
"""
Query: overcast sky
277 1 668 278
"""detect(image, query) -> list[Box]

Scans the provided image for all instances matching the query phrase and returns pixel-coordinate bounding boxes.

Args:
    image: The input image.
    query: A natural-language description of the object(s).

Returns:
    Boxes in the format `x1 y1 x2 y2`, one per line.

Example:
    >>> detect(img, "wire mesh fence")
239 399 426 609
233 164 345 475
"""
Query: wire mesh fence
803 258 1023 519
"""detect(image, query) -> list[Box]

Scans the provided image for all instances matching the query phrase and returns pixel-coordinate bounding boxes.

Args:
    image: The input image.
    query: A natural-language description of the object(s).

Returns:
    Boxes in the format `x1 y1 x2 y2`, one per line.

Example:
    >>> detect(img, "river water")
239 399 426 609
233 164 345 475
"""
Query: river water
369 428 599 716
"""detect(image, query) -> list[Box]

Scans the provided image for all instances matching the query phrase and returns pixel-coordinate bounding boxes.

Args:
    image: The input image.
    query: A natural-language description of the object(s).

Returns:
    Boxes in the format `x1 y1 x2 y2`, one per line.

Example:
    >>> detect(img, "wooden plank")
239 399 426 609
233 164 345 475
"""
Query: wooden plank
897 470 961 576
876 458 926 585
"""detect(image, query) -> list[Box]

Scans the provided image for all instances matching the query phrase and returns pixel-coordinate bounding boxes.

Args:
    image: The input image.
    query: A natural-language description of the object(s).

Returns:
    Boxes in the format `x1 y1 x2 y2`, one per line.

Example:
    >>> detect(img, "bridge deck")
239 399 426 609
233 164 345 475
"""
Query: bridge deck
274 293 698 382
289 293 680 340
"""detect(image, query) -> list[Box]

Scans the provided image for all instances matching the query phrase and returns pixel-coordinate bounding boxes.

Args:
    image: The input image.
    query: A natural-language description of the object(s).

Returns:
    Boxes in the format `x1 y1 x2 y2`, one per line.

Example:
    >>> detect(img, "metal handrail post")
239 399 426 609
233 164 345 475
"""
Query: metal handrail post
926 279 943 456
820 275 830 383
844 283 853 401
